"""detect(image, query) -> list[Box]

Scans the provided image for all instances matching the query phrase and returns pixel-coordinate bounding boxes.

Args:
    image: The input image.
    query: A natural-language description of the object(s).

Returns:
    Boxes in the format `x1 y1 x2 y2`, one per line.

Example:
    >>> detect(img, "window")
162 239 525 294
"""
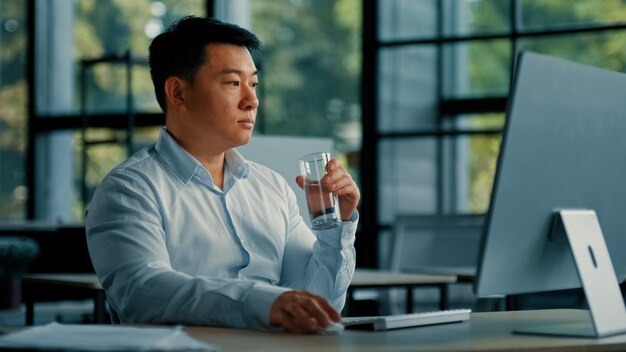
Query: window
363 0 626 267
0 0 27 220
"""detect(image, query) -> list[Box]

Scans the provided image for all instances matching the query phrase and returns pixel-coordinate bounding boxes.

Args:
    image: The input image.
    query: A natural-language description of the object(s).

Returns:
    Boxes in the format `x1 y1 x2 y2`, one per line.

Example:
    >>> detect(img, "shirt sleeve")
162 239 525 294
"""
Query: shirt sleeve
86 171 289 329
278 181 358 312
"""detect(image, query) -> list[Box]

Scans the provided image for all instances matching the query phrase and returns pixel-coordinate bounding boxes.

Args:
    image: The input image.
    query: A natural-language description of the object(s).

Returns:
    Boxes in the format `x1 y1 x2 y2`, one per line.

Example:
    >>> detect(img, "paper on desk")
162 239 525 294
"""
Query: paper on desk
0 322 218 351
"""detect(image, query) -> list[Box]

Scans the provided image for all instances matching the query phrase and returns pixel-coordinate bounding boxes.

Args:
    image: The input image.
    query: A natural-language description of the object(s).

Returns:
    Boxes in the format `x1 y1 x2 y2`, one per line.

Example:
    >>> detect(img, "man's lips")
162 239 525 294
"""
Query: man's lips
238 119 255 128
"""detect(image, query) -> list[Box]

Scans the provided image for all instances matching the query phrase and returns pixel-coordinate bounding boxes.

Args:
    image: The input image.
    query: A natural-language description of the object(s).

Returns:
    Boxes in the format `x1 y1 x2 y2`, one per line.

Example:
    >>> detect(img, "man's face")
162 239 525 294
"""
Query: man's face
182 43 259 149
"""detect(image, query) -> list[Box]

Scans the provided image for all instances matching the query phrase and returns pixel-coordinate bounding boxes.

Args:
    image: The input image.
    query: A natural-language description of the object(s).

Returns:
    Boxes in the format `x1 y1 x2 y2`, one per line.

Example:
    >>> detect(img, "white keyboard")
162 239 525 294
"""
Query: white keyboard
341 309 471 331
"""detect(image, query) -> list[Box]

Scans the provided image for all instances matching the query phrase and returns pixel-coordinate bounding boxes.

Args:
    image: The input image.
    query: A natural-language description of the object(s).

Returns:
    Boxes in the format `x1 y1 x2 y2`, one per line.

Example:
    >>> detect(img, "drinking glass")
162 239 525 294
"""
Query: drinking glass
299 152 340 230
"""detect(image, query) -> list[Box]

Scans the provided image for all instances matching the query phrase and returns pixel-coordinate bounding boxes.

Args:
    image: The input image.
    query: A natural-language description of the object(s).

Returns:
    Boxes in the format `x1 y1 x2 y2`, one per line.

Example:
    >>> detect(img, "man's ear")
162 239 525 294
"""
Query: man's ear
164 77 187 109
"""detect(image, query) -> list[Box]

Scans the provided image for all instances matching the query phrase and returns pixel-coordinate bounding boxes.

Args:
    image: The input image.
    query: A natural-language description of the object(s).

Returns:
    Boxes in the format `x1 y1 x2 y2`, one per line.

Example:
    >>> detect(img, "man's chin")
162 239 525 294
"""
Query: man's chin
232 133 253 148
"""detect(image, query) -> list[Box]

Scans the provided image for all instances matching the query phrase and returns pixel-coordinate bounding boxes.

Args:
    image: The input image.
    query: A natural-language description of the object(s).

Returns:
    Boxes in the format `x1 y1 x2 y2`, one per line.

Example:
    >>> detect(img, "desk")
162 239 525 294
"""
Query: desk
347 269 457 314
21 273 104 325
185 309 626 352
405 266 476 283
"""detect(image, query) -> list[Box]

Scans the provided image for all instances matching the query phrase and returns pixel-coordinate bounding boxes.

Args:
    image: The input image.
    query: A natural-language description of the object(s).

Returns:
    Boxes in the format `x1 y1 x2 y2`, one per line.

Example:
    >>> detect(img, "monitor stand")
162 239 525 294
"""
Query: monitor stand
514 209 626 338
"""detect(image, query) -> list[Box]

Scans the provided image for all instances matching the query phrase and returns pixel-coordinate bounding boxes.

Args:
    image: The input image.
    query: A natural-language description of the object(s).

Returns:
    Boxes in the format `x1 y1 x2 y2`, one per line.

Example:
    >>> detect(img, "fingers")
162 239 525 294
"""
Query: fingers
322 159 351 193
295 175 304 190
322 159 361 221
308 294 341 323
323 171 355 196
269 291 340 334
285 304 318 334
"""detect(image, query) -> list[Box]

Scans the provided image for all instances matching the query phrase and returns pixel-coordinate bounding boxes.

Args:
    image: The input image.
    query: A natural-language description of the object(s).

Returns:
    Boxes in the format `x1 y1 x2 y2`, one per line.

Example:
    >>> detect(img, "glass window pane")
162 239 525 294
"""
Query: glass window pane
379 0 437 41
378 46 437 132
76 129 127 218
378 229 392 269
466 135 500 214
443 0 512 36
0 0 27 220
520 0 626 30
134 126 161 151
520 31 626 73
452 114 503 214
443 39 511 98
133 65 161 112
250 0 362 156
378 138 437 224
73 0 204 115
64 127 160 222
80 63 159 114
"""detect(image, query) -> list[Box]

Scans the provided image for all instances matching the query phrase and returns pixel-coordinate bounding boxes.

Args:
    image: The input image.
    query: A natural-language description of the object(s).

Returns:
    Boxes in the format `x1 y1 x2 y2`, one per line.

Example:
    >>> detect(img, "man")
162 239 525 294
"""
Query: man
86 16 360 334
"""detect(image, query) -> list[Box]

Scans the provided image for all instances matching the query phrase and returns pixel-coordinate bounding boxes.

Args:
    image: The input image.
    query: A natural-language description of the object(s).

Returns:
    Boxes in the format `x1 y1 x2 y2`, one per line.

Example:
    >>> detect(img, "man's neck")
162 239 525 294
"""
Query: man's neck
164 127 226 189
202 156 225 190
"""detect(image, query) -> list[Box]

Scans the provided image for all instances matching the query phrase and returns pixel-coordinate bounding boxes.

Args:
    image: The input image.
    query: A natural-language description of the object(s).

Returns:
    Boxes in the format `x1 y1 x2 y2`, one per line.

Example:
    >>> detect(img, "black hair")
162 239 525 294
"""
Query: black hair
148 16 262 112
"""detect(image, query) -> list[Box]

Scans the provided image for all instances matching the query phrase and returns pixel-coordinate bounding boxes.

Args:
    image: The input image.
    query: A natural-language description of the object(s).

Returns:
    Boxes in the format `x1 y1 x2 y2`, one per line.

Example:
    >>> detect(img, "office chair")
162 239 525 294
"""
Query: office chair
385 214 486 314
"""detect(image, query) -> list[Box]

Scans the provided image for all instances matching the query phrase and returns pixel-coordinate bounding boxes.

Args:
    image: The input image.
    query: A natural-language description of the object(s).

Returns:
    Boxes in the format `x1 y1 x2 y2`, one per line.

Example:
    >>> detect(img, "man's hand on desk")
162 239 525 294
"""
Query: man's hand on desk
269 291 341 334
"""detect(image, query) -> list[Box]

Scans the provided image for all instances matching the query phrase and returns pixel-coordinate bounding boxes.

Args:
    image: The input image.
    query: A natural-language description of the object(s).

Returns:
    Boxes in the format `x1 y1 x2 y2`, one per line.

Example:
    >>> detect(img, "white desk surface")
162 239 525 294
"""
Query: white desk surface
22 273 102 289
351 268 457 286
186 309 626 352
403 266 477 282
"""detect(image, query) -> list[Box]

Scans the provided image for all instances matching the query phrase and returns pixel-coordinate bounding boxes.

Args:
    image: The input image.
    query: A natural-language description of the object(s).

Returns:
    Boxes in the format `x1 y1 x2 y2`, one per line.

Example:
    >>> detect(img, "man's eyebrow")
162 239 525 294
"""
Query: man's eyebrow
220 68 258 76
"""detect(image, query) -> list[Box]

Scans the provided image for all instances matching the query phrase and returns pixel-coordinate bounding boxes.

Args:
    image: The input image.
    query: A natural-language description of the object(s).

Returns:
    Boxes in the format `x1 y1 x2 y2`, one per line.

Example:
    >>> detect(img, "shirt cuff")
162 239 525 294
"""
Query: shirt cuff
242 282 291 329
314 210 359 248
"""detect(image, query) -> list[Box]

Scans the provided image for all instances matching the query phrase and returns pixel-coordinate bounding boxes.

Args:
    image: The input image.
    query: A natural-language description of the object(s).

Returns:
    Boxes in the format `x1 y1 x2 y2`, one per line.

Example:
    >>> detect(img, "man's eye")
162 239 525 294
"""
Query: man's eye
251 82 258 88
227 81 239 87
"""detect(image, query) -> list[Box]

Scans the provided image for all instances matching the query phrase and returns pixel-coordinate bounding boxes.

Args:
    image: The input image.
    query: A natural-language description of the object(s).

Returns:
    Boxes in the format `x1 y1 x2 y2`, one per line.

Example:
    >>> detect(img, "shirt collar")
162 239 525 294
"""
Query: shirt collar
225 148 250 180
155 128 249 184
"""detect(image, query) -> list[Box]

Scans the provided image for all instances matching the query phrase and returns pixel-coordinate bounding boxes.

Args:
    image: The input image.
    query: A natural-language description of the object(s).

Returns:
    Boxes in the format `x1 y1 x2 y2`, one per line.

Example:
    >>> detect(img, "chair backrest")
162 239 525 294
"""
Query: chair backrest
389 215 485 277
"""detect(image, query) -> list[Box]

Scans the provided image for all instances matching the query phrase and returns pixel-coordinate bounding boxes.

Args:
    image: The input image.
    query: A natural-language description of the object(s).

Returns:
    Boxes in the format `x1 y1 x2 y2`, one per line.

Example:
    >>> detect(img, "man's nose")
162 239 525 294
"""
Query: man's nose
240 85 259 111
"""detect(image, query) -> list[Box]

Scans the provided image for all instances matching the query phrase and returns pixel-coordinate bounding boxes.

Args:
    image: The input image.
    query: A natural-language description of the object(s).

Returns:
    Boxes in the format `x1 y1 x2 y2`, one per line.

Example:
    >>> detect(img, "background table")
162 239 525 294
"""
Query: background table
21 273 104 325
346 269 457 314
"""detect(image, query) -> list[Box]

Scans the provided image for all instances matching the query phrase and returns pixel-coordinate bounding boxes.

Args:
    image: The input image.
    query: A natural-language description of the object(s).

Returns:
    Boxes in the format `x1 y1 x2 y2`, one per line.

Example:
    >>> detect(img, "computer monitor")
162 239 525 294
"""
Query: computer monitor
475 51 626 338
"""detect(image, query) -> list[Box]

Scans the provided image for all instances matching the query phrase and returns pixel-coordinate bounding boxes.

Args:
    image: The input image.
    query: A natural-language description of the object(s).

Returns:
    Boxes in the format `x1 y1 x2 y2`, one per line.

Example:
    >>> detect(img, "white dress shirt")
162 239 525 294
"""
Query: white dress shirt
86 129 357 329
